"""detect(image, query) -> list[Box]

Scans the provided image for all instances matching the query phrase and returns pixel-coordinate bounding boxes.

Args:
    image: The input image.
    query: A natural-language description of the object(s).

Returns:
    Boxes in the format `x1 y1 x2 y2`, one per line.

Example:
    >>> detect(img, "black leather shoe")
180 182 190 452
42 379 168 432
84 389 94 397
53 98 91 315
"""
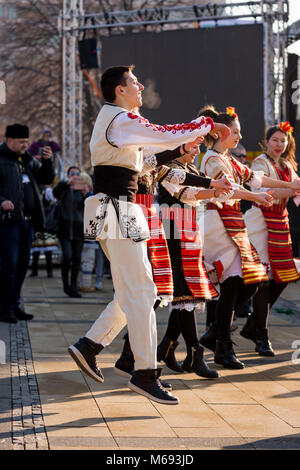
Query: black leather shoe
199 323 217 352
255 328 275 356
14 307 34 321
214 340 245 369
0 311 18 324
157 336 184 373
128 368 178 404
182 346 218 379
240 314 256 344
68 337 104 382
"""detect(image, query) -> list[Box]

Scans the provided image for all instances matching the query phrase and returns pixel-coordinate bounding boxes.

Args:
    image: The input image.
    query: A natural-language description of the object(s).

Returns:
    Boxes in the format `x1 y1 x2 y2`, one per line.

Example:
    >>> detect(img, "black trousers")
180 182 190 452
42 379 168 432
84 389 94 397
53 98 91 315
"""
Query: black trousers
0 220 33 313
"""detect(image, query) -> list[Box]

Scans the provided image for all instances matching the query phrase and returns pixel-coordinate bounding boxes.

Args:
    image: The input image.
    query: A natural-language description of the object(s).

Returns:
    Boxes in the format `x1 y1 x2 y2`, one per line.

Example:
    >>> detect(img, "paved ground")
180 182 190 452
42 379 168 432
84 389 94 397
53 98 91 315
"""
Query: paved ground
1 271 300 450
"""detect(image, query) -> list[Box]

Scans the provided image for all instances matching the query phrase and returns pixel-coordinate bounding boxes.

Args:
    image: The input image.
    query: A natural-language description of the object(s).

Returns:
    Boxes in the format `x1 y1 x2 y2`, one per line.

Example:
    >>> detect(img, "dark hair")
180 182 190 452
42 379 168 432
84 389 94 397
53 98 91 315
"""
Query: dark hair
67 166 80 176
265 125 297 171
100 65 135 103
198 105 238 147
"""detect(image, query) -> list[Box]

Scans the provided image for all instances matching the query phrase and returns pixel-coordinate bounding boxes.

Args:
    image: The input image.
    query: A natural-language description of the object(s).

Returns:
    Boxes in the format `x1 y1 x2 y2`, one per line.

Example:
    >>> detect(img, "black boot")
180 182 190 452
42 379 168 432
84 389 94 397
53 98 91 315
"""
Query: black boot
240 313 256 344
46 251 53 278
114 333 135 378
199 323 217 352
157 336 184 373
182 346 219 379
62 260 71 296
114 333 172 390
68 337 104 382
128 368 179 405
69 266 82 298
255 328 275 356
214 340 245 369
30 251 39 277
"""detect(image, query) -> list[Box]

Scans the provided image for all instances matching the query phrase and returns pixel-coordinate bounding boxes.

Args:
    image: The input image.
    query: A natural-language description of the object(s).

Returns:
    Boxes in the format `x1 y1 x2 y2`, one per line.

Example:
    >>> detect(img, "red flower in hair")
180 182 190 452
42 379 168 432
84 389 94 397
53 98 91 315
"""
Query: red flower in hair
226 107 238 118
279 121 293 135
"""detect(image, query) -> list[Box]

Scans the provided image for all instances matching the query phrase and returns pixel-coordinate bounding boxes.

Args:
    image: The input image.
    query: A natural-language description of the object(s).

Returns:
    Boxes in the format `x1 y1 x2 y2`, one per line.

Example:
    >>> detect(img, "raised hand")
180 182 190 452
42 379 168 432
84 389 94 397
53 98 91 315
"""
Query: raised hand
209 123 231 142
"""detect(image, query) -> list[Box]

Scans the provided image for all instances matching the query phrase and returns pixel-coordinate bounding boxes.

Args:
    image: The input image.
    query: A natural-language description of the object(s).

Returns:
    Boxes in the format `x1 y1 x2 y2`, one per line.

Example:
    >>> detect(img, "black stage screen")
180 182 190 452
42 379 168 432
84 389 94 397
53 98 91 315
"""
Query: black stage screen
102 23 264 151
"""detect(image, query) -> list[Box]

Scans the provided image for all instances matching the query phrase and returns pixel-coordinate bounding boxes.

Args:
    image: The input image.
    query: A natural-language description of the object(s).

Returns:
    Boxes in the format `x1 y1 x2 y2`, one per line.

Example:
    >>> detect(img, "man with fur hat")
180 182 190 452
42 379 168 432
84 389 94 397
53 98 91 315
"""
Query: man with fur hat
0 124 55 323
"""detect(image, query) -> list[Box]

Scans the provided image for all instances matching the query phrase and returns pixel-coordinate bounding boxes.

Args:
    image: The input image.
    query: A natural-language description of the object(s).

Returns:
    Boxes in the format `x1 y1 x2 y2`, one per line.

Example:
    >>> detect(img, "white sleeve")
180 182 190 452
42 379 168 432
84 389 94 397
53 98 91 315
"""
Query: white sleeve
178 187 201 207
108 112 214 150
247 170 264 189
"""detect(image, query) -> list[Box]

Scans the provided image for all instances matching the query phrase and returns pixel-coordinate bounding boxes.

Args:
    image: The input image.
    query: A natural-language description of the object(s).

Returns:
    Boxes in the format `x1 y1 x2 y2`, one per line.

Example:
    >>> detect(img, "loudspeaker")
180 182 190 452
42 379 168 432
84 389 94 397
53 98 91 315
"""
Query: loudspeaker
78 37 99 69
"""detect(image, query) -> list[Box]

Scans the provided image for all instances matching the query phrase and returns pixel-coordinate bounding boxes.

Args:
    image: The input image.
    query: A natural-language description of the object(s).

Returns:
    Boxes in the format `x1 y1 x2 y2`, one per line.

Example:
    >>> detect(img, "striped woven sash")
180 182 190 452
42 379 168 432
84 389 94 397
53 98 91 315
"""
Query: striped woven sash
258 202 300 283
136 194 173 296
161 206 218 300
207 202 268 284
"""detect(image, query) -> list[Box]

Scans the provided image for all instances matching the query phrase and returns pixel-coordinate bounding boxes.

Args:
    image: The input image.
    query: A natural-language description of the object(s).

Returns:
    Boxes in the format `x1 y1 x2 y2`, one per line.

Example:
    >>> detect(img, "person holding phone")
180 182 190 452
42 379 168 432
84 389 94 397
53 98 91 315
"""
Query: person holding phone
53 166 89 298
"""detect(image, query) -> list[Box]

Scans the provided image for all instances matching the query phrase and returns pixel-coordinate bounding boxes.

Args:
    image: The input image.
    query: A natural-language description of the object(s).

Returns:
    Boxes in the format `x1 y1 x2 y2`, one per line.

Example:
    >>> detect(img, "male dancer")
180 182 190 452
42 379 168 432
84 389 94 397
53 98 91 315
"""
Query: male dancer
68 65 230 405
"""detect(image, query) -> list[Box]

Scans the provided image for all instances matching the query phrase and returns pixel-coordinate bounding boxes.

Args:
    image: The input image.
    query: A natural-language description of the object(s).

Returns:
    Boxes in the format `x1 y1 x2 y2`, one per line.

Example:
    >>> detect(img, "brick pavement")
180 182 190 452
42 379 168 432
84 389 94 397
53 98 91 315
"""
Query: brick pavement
1 271 300 450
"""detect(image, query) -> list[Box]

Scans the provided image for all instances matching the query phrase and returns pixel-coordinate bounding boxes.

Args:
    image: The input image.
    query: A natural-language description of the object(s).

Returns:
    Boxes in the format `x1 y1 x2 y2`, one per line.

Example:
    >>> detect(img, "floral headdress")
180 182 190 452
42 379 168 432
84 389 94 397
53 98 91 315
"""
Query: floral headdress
279 121 293 135
226 106 238 118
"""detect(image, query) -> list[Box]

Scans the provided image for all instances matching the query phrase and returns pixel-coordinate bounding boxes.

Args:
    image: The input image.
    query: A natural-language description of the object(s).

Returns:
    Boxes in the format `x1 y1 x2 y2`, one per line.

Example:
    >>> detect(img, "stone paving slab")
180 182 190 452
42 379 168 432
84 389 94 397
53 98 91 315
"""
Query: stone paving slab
1 272 300 450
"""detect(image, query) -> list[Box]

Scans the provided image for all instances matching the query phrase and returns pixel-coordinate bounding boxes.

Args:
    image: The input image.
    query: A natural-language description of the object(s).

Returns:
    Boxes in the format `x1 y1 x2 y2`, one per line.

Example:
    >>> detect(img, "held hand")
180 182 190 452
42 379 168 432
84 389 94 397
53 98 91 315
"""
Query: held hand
210 176 232 193
256 192 273 207
209 123 231 142
1 200 14 211
290 180 300 191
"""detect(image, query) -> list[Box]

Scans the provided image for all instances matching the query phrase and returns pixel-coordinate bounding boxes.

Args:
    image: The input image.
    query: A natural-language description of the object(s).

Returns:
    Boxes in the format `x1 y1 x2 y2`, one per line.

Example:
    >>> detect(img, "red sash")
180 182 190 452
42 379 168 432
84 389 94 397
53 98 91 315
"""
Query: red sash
136 194 173 296
207 202 269 284
161 206 218 300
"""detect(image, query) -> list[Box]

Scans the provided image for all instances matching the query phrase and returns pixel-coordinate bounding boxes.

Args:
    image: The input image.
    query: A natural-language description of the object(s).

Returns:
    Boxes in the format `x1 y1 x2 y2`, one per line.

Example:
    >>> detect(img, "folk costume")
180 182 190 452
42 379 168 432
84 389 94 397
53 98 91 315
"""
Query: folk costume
241 152 300 355
115 148 220 378
156 159 219 378
69 102 215 403
199 149 268 369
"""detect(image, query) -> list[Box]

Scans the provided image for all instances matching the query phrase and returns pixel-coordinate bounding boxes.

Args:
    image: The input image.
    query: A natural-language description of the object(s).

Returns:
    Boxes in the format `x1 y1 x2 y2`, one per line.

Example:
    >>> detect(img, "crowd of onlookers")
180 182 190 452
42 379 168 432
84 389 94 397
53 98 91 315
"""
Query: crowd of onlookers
0 124 109 325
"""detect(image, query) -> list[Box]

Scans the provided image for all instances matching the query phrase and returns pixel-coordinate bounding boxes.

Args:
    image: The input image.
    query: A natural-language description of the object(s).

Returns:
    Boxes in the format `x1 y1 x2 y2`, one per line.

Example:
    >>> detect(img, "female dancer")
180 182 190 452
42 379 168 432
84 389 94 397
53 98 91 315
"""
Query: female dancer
156 143 229 379
199 106 300 369
241 122 300 355
114 142 232 380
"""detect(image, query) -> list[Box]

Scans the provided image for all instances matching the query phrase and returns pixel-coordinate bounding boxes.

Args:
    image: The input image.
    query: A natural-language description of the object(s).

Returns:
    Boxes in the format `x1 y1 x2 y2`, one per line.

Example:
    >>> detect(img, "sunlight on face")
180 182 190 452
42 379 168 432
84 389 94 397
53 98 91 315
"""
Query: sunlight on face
121 71 144 109
223 120 242 150
266 130 288 158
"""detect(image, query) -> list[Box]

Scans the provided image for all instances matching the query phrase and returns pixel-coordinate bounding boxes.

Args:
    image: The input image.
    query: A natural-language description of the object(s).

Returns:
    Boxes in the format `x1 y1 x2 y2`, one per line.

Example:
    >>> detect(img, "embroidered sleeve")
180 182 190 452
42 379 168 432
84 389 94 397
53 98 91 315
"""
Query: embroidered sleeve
141 154 158 175
251 156 271 177
202 155 233 180
176 187 200 207
109 112 214 150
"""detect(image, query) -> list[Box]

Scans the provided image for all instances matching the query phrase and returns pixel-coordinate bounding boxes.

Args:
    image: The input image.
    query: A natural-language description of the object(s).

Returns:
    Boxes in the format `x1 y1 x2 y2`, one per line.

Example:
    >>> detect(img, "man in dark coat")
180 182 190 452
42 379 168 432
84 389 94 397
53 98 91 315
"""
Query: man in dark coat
0 124 55 323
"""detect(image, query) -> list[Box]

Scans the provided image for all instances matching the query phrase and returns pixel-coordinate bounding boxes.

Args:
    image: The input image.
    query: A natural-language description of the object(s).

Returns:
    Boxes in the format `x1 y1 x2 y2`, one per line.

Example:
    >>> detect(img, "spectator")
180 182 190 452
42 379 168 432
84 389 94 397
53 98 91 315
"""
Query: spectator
78 171 99 293
28 129 60 159
0 124 55 323
53 166 88 298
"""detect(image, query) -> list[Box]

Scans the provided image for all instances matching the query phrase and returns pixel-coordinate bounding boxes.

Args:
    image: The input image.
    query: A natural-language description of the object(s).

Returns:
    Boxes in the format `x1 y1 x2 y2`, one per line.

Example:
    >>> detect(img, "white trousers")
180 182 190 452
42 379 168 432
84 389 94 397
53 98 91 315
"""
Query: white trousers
85 235 158 370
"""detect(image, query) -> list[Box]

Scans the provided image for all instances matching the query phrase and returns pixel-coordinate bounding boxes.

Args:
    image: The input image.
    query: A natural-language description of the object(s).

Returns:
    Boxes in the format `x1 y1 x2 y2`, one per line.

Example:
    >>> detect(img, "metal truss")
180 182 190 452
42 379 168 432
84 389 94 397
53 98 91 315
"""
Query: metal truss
59 0 84 168
59 1 289 165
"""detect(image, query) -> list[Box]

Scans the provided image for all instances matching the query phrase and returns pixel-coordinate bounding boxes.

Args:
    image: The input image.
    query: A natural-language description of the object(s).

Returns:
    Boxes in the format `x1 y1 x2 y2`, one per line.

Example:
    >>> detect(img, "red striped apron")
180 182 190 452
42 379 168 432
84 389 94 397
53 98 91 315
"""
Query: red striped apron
207 202 269 284
136 194 173 296
161 206 218 300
